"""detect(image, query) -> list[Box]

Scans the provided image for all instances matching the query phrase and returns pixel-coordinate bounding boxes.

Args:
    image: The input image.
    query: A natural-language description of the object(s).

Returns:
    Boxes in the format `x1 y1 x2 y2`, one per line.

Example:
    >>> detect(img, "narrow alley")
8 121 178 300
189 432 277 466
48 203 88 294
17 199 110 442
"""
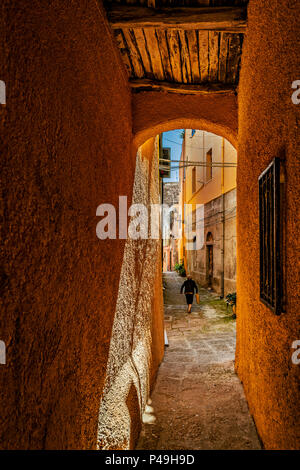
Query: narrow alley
137 272 261 450
1 0 299 453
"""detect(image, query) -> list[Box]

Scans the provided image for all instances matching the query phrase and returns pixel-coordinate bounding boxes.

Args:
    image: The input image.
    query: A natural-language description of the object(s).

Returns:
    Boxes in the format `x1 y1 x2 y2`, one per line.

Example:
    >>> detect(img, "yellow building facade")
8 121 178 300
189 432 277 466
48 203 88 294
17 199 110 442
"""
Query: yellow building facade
179 129 237 296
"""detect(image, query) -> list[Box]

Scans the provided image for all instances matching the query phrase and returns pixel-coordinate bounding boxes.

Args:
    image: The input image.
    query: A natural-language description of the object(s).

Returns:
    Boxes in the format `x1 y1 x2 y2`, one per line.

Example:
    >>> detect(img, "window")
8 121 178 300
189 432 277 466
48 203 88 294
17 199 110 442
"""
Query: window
206 149 212 182
159 147 171 178
259 157 283 315
192 167 196 193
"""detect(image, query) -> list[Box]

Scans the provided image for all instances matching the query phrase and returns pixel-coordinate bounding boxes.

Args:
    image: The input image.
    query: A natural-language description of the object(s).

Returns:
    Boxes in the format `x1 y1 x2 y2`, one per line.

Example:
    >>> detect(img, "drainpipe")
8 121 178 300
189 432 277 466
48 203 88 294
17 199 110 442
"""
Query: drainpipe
220 138 225 298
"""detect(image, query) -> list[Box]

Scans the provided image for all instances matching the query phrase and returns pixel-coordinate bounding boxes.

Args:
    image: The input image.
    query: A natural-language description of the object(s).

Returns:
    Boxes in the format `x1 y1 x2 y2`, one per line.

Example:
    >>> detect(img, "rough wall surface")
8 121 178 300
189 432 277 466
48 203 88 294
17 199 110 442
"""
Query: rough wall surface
97 138 164 450
224 189 237 295
163 183 180 207
186 189 236 296
236 0 300 449
0 0 135 449
132 92 238 151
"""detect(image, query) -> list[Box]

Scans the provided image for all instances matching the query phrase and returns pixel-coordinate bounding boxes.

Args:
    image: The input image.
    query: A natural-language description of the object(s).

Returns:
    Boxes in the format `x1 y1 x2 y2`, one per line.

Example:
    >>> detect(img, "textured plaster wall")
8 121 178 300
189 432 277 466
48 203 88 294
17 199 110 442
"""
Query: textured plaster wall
186 189 236 296
2 0 299 452
183 130 237 205
181 130 237 295
132 92 238 151
163 183 180 207
97 138 164 450
235 0 300 449
224 189 237 294
0 0 136 449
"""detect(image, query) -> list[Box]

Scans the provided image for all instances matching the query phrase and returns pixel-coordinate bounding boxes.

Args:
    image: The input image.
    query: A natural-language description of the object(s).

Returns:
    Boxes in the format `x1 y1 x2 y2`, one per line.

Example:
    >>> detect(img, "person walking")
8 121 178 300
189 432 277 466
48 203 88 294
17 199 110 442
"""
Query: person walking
180 274 198 313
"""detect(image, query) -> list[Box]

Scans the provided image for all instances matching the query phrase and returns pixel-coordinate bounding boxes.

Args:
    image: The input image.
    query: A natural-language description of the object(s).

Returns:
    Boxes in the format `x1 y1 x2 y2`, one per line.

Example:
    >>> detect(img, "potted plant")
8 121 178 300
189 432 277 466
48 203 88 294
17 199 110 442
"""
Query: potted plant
225 292 236 319
174 262 186 277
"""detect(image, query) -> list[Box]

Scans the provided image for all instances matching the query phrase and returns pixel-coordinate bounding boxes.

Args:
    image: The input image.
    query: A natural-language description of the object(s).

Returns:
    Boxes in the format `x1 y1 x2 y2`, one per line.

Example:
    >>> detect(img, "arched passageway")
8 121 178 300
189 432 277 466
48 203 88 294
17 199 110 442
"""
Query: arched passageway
113 125 260 450
131 91 238 152
98 125 240 449
0 0 299 453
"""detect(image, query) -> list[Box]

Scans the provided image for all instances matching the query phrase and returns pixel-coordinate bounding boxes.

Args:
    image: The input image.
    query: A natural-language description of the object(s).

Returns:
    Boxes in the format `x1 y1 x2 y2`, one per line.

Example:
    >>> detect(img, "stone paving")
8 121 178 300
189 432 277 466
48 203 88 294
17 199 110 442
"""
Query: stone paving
136 272 261 450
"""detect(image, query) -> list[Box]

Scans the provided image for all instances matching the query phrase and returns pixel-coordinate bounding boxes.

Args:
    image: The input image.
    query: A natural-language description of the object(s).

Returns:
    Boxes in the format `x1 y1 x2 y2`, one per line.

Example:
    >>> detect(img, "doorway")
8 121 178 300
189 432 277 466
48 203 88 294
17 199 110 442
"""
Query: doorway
206 232 214 288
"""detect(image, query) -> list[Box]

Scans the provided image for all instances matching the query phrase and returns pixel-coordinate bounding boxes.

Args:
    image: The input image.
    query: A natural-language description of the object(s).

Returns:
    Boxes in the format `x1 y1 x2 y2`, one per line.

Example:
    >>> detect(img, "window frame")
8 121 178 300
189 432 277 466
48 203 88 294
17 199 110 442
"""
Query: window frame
258 157 283 315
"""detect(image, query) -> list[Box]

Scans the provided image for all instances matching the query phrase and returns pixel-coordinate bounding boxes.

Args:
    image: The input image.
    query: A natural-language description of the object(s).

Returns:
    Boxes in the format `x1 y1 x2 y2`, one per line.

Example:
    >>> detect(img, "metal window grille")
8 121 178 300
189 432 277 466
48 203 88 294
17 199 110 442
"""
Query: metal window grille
258 157 282 315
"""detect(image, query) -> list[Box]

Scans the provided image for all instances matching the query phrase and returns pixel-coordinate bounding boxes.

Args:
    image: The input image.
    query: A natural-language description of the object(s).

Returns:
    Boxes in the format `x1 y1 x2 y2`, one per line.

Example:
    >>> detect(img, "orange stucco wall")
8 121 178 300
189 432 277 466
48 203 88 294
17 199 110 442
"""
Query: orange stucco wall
132 91 238 151
235 0 300 449
1 0 299 451
0 0 136 449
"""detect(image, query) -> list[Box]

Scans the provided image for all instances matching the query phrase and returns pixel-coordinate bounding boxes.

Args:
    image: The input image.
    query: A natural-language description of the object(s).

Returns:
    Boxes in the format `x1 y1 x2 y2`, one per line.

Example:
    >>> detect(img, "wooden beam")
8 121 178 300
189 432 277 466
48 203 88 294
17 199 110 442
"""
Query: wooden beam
122 29 144 78
167 30 182 83
198 31 209 81
178 30 192 84
133 28 154 79
186 30 201 83
208 31 219 82
143 28 165 81
156 29 173 81
129 79 236 95
107 6 247 33
114 29 133 77
218 32 229 82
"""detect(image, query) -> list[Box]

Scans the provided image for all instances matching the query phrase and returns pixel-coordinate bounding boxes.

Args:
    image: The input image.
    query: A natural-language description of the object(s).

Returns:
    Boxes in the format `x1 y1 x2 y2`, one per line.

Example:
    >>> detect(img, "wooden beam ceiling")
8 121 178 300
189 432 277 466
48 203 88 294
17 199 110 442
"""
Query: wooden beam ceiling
107 6 247 33
114 29 243 87
106 2 246 95
129 79 236 94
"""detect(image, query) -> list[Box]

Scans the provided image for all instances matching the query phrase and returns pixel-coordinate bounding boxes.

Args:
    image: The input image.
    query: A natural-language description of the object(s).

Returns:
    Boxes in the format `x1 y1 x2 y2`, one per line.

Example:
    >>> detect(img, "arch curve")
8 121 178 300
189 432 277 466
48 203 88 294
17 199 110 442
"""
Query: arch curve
132 91 238 151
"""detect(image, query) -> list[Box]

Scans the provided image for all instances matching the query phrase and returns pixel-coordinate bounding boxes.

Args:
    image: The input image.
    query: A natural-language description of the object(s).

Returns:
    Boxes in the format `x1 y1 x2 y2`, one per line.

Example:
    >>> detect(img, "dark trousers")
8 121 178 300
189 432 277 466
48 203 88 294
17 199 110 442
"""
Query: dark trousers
185 294 194 304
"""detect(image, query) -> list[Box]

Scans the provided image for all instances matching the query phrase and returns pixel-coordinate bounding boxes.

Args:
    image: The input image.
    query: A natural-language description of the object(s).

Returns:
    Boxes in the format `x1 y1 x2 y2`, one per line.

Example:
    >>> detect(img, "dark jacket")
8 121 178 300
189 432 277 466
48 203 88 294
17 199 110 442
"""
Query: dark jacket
180 279 198 294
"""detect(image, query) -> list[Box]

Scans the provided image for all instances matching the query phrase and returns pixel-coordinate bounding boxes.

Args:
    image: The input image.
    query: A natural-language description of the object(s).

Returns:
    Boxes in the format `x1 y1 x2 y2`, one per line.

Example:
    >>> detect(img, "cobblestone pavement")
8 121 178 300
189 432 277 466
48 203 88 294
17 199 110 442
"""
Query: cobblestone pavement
136 272 261 450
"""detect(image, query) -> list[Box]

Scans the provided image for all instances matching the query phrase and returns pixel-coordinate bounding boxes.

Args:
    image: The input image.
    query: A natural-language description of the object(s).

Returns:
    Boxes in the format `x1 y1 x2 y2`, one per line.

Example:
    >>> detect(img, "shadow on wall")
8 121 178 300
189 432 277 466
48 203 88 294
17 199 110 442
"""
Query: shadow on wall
126 383 141 450
97 139 164 450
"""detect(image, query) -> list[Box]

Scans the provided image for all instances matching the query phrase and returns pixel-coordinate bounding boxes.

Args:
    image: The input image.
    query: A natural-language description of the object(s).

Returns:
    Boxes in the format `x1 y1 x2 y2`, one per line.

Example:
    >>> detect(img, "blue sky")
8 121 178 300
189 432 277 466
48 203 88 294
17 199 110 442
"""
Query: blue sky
162 129 183 182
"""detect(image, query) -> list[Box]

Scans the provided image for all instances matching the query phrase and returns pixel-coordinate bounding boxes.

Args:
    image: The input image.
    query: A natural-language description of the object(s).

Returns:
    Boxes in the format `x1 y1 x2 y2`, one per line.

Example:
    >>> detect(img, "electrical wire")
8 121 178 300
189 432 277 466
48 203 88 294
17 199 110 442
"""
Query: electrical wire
164 134 222 150
161 162 236 168
168 207 236 229
181 209 236 227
